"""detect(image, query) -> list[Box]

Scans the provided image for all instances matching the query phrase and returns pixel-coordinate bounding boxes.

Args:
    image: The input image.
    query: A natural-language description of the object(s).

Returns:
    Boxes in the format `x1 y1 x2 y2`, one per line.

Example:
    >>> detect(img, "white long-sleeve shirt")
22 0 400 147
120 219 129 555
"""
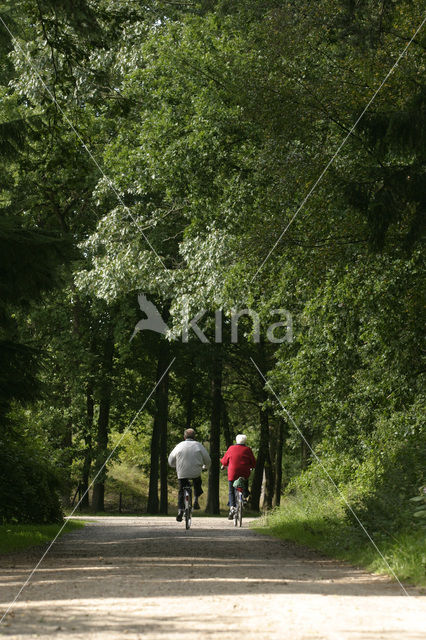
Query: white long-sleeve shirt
168 439 211 479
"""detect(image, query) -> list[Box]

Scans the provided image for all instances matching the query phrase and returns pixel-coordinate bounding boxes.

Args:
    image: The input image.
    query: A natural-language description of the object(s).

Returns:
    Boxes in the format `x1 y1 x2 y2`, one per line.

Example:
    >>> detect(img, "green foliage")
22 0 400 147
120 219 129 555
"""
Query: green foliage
343 404 425 533
269 246 424 534
0 217 71 416
1 0 423 530
0 425 63 524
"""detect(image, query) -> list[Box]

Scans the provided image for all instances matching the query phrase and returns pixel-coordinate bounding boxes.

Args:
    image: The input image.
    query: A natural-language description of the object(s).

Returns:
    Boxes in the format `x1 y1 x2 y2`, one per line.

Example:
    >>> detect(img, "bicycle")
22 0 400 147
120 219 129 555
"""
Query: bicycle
233 484 243 527
178 467 206 529
182 480 192 530
232 477 248 527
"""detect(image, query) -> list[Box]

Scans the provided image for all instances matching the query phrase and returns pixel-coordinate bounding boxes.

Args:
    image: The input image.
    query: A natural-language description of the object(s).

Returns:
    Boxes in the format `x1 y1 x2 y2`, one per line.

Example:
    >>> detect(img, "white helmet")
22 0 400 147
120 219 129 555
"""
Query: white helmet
236 434 247 445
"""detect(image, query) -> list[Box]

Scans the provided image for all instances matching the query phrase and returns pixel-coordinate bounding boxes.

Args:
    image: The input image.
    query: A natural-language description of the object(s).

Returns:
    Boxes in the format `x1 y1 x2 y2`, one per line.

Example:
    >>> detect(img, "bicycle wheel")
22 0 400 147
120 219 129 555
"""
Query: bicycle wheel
238 492 243 527
184 488 192 529
233 488 239 527
185 506 192 529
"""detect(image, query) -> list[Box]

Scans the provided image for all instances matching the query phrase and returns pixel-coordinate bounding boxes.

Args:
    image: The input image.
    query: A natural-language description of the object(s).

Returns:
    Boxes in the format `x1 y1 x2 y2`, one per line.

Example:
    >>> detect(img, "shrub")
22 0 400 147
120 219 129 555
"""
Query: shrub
0 429 62 524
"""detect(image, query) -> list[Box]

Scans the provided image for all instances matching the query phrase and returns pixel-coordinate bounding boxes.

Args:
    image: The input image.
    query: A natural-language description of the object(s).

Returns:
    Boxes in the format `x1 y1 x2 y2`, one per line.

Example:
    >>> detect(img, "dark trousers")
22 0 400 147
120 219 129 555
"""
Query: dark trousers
178 477 203 510
228 478 249 508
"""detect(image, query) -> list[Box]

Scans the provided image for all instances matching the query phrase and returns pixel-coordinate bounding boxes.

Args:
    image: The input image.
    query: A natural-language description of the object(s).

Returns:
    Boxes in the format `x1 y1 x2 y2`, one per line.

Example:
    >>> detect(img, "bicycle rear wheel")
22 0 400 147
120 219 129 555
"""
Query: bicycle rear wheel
184 488 192 529
238 492 243 527
233 488 241 527
185 510 191 529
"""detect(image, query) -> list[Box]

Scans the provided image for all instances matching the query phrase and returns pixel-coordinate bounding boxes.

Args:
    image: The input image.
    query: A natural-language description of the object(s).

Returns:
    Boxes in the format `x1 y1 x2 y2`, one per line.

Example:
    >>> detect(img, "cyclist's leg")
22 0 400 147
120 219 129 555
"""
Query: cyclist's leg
193 476 203 497
228 481 236 508
193 476 202 497
192 477 201 509
227 480 236 519
178 479 187 510
176 479 186 522
242 477 249 499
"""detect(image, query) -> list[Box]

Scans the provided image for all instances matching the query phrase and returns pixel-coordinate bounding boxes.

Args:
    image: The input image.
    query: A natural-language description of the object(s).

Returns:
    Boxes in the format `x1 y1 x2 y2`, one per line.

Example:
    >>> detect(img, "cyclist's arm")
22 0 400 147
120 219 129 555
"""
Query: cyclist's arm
246 447 256 468
168 447 177 468
201 445 211 468
220 451 230 467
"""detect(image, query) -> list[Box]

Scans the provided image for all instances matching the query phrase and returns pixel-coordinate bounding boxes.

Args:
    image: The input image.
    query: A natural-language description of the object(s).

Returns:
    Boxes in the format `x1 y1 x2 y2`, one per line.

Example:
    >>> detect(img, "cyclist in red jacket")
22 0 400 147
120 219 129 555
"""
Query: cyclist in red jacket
220 434 256 520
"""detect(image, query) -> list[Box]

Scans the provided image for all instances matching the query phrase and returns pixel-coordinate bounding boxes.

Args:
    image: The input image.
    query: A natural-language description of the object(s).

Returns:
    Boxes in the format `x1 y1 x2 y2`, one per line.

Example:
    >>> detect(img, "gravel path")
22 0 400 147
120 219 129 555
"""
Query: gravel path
0 516 424 639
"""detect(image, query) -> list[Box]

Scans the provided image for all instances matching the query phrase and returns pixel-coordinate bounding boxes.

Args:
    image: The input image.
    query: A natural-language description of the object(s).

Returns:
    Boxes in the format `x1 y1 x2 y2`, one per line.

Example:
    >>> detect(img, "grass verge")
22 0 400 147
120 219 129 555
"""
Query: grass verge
252 495 426 588
0 520 85 555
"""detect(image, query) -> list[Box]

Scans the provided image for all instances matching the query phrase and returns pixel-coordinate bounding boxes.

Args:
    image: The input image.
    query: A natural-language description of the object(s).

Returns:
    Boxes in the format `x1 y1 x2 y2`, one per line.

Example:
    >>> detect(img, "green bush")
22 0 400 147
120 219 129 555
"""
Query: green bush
0 430 62 524
342 406 425 533
282 400 425 537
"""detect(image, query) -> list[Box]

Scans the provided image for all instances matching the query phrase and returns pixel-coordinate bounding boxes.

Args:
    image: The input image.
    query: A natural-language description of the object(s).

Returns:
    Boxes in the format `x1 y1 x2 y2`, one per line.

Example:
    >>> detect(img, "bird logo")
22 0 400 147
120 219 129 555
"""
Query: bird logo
130 294 169 341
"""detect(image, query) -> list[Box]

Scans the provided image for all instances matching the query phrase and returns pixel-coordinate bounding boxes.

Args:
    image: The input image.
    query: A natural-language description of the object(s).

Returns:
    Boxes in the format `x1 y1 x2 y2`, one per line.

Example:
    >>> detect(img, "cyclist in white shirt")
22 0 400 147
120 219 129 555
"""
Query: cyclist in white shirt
168 428 211 521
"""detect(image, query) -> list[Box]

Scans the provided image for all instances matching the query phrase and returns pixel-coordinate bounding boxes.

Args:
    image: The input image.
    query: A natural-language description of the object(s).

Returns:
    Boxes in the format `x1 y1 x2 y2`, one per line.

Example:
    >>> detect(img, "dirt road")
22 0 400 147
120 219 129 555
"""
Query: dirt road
0 516 424 639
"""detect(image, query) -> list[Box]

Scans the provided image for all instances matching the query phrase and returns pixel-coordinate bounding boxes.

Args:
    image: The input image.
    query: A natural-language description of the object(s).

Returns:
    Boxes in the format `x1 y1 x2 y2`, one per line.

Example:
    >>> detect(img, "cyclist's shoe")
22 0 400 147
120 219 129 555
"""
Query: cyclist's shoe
193 500 200 510
176 511 183 522
228 507 236 520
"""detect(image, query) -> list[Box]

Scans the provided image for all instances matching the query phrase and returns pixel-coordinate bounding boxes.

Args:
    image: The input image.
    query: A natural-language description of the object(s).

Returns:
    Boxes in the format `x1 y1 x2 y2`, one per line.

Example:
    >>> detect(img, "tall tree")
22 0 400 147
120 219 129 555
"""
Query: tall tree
206 345 222 514
92 317 115 512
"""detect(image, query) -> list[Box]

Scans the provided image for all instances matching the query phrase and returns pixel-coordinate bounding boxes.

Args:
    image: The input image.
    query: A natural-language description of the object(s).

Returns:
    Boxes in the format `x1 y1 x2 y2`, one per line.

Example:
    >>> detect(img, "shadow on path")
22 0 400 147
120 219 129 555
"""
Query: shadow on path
0 517 423 639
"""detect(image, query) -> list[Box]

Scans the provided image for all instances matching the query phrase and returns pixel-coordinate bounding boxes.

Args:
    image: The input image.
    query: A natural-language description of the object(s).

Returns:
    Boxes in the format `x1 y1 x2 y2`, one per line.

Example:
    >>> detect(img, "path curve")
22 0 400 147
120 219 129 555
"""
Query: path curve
0 516 424 639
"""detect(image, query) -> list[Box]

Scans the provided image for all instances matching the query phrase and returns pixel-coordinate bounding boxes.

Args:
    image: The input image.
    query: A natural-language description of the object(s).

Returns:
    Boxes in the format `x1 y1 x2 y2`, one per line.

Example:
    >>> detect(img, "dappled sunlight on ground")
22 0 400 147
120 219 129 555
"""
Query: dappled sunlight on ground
0 517 424 639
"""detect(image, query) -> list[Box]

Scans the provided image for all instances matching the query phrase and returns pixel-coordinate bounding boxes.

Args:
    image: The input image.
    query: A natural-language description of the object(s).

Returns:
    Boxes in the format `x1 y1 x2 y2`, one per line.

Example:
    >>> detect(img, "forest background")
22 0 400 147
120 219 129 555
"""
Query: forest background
0 0 424 580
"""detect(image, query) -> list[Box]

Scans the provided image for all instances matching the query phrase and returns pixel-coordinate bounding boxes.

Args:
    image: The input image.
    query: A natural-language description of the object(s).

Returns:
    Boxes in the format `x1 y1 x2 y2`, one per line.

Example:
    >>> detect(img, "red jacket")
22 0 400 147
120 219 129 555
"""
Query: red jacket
221 444 256 481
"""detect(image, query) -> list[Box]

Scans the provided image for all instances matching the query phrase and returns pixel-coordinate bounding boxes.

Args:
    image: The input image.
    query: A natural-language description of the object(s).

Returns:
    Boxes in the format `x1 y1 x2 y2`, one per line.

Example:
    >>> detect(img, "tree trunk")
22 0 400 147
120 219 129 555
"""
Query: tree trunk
81 380 94 509
147 338 171 514
185 374 193 430
206 346 222 514
61 394 73 506
221 394 233 449
92 325 114 513
147 414 160 514
264 440 274 510
159 342 170 515
250 405 269 512
273 419 286 507
259 469 266 510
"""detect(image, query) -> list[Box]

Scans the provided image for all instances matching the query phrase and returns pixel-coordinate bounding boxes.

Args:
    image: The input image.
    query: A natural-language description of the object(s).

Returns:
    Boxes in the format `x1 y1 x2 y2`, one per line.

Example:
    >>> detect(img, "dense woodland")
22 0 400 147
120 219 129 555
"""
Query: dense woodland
0 0 424 540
